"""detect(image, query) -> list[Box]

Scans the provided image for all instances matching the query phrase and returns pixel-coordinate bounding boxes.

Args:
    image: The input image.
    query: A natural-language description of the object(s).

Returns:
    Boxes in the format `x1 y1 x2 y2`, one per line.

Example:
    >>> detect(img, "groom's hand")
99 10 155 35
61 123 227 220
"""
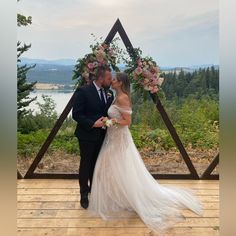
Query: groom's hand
92 117 105 128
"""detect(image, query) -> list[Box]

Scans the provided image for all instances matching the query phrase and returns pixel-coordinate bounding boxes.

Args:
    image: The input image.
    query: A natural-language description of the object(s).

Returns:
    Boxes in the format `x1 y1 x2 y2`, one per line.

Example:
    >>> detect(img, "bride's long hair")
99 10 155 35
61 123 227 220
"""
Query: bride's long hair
116 72 132 108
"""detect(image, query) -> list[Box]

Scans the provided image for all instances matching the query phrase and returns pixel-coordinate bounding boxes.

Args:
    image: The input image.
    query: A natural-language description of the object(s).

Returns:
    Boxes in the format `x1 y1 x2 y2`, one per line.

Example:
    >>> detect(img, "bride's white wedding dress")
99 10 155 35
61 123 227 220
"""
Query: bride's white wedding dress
87 102 203 234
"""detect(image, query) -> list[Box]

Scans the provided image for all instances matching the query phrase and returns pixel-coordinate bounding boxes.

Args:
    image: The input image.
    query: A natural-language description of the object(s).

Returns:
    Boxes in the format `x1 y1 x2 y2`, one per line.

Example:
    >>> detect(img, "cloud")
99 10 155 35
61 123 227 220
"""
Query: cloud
17 0 219 66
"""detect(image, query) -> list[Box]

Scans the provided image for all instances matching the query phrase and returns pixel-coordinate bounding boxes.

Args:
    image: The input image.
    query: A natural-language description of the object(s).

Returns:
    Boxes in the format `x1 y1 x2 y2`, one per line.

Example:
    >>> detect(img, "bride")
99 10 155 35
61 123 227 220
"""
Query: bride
87 72 203 234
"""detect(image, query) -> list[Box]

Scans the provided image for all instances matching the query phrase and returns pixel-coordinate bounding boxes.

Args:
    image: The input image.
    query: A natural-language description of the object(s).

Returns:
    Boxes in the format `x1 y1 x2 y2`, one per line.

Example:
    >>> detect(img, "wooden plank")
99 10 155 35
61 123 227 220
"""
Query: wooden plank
17 194 219 202
17 218 219 228
17 227 220 236
17 201 219 210
17 180 78 189
16 179 219 185
17 182 219 189
18 209 219 218
17 188 219 195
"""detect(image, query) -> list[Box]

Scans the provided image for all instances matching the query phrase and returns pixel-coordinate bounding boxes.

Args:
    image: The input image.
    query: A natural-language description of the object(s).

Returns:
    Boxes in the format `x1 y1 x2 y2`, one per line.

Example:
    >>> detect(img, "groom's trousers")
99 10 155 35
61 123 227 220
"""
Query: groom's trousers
78 137 104 196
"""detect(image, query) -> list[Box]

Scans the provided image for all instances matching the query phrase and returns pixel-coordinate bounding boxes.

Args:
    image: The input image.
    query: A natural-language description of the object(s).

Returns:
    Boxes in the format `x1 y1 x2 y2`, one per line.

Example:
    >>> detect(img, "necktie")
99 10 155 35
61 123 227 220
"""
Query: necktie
99 88 106 106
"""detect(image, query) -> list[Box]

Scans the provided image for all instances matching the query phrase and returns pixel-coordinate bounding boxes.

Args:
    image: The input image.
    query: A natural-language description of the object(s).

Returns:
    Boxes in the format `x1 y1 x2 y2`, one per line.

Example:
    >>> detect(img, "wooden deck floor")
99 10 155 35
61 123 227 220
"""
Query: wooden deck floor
17 179 219 236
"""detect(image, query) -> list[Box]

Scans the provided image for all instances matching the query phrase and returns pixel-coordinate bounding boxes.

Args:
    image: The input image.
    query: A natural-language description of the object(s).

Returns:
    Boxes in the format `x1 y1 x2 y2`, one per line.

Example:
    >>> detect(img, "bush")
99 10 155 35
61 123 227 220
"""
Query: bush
18 128 80 157
17 93 219 157
18 94 58 134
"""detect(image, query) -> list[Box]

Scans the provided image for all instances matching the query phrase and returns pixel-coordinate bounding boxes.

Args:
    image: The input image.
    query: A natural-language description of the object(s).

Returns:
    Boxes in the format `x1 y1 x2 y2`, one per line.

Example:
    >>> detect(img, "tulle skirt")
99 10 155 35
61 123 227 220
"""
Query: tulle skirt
87 126 204 235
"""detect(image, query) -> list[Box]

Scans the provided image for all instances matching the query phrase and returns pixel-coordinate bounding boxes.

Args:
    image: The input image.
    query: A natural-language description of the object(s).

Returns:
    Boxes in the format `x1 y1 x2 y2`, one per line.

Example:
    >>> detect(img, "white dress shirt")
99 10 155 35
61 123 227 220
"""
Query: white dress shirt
93 80 107 103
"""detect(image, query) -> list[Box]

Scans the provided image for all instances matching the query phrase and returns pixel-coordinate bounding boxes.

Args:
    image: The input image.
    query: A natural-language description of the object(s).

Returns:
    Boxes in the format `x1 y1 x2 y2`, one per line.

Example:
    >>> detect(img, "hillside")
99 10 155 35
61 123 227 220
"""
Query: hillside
20 57 219 85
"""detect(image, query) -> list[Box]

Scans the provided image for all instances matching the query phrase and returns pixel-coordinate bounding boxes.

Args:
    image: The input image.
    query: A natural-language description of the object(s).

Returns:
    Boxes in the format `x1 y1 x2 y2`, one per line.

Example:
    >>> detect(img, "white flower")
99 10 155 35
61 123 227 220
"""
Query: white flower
157 77 164 86
144 85 152 91
105 119 113 127
107 91 112 98
148 61 153 66
93 62 98 67
82 71 89 78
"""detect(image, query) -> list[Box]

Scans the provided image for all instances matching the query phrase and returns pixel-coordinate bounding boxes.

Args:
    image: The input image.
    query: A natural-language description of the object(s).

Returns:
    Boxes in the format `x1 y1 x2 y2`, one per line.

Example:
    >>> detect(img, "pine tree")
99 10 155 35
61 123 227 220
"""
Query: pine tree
17 0 37 121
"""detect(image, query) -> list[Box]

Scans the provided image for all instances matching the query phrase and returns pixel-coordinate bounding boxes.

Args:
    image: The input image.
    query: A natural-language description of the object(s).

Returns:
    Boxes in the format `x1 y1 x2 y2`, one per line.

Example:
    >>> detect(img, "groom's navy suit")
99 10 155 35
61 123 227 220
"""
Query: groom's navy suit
72 81 114 196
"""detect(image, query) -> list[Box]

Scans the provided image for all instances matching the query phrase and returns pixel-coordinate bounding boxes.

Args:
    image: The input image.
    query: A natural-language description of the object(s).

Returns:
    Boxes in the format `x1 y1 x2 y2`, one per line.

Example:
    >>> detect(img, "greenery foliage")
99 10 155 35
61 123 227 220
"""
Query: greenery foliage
17 1 37 121
18 67 219 158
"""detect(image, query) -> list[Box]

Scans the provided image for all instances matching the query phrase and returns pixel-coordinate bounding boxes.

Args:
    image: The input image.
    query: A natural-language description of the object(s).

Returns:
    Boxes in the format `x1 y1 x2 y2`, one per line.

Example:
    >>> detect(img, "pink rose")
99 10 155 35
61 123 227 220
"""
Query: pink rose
135 67 142 75
153 66 160 73
133 73 138 80
137 59 142 67
142 69 148 77
102 43 108 49
96 54 104 63
150 86 159 93
151 67 158 74
143 78 149 85
146 71 153 79
87 63 94 70
151 78 158 86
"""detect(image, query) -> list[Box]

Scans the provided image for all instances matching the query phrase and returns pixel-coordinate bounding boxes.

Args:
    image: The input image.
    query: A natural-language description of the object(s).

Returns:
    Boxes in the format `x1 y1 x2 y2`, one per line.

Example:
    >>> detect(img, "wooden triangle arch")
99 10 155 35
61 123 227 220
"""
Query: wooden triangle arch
201 153 219 180
24 18 200 179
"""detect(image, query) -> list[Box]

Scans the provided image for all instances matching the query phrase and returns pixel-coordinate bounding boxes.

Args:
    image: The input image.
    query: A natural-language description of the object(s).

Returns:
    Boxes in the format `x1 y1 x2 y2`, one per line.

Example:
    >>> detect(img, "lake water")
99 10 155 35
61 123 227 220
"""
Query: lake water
28 90 75 117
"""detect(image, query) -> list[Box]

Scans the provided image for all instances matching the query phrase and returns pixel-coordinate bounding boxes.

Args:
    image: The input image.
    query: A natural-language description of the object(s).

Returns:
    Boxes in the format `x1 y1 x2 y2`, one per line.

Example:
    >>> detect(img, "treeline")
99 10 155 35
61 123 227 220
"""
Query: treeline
18 67 219 157
162 66 219 101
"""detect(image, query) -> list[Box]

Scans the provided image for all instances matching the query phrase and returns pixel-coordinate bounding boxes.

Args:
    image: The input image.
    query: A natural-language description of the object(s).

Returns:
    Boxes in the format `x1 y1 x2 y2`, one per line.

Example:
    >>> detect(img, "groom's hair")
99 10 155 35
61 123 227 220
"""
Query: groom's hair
94 65 111 80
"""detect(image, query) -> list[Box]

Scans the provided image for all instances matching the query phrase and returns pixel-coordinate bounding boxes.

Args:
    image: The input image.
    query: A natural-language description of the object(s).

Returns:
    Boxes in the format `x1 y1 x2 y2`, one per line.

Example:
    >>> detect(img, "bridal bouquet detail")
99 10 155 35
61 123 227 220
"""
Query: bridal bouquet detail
102 117 118 129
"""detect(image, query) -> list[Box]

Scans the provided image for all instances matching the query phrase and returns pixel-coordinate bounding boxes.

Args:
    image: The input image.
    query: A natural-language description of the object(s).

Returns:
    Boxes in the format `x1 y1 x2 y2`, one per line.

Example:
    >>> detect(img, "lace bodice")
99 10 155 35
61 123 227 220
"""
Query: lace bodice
108 104 132 120
104 103 133 145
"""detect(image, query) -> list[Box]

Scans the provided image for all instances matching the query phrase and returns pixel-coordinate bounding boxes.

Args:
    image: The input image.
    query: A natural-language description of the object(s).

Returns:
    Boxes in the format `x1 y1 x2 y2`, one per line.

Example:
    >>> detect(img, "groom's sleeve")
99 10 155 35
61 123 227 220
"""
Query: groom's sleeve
72 88 94 131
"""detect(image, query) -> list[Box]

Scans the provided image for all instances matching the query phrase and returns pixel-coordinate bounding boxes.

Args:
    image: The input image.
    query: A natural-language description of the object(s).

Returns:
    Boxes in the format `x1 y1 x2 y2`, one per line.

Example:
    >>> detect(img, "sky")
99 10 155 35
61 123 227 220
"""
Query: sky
17 0 219 67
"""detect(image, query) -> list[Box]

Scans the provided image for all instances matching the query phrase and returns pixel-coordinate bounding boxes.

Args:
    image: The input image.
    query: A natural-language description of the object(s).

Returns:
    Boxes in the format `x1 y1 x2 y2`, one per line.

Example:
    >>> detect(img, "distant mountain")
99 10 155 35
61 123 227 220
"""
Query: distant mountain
20 57 77 66
20 57 219 69
161 64 219 74
26 64 75 85
20 57 219 85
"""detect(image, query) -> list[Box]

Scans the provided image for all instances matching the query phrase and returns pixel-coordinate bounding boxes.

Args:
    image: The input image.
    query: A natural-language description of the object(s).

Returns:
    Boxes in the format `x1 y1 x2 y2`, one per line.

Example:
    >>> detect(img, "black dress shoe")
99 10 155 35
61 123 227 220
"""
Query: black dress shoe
80 195 89 209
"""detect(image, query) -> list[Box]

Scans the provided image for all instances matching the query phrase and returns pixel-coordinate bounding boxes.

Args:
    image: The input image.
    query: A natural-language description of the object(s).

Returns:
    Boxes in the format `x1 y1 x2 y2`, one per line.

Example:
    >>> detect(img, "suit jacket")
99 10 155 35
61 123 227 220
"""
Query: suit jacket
72 82 114 142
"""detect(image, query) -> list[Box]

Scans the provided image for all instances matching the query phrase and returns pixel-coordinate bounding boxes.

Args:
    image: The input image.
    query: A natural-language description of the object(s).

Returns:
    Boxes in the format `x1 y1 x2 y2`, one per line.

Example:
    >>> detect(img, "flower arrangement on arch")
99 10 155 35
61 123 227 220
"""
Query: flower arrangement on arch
124 48 165 96
72 36 123 88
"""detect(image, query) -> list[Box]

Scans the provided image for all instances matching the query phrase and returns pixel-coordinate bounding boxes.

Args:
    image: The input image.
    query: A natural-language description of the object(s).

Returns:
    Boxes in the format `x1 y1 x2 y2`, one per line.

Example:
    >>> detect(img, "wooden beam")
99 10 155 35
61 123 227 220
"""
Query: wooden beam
150 94 199 179
23 19 207 180
24 93 76 178
17 170 23 179
201 154 219 180
25 173 79 179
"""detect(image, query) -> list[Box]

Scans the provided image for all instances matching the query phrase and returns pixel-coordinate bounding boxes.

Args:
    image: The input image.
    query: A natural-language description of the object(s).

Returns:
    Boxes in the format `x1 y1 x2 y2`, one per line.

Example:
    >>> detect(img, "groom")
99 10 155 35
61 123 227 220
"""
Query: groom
72 66 114 209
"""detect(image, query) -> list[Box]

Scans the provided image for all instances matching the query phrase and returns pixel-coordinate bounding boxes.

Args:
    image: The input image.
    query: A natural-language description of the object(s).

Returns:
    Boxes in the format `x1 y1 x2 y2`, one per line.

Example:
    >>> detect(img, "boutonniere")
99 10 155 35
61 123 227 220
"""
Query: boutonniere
107 91 113 99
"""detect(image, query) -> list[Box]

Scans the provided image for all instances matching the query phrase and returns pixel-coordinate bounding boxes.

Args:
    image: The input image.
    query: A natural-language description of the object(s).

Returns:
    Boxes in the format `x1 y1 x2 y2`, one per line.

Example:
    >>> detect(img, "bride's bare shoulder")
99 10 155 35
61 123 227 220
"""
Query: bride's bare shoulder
116 94 131 107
